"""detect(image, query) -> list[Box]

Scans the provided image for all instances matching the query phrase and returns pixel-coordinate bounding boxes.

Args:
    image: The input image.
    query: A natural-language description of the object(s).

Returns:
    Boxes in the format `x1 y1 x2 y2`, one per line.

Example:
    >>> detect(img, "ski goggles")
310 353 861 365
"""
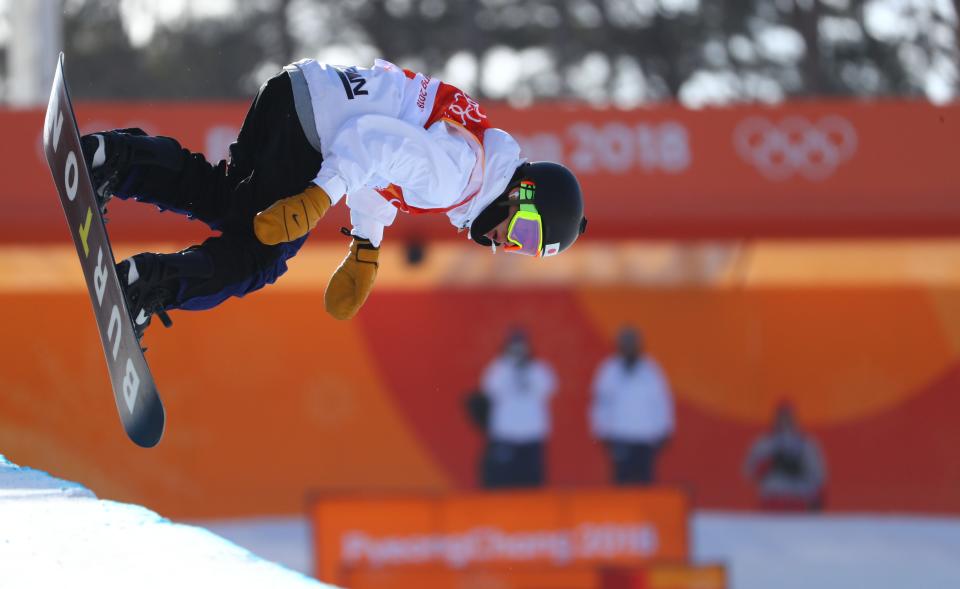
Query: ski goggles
503 180 544 257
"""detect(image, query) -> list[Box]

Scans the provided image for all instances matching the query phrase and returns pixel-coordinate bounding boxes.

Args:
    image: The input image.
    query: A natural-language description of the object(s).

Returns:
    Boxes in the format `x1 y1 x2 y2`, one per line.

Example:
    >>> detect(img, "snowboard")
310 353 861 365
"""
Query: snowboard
42 53 165 448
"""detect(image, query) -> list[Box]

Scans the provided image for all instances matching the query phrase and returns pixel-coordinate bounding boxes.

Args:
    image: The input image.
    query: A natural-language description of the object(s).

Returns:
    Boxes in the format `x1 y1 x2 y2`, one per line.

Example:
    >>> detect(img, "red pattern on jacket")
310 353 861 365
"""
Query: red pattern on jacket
375 73 491 214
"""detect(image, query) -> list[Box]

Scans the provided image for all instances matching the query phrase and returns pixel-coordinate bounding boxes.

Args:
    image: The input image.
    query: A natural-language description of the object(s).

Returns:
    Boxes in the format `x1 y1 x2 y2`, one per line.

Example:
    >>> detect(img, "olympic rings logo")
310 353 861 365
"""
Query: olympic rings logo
733 116 858 181
448 92 487 126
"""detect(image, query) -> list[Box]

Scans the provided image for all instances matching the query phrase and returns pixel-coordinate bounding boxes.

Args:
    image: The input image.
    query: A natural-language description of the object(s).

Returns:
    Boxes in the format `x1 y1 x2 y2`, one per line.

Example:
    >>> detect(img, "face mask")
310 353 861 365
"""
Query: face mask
469 193 512 247
469 164 529 247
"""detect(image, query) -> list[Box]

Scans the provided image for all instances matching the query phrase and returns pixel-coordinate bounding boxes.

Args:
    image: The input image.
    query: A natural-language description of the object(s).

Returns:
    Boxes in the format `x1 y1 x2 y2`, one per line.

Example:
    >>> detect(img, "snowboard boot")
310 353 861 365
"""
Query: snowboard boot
80 128 185 217
80 128 144 215
116 253 176 341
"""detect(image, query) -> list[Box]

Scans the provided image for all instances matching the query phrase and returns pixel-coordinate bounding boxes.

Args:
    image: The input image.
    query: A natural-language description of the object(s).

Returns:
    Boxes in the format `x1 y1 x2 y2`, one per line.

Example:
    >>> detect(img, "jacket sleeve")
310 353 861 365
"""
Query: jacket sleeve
481 360 503 400
804 439 827 489
344 188 398 246
743 437 772 479
651 360 676 438
589 360 613 440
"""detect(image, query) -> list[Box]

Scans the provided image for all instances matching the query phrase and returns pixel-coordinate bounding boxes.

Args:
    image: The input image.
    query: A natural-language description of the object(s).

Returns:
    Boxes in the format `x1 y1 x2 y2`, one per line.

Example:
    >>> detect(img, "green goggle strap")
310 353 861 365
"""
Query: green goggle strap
506 181 544 254
518 180 537 213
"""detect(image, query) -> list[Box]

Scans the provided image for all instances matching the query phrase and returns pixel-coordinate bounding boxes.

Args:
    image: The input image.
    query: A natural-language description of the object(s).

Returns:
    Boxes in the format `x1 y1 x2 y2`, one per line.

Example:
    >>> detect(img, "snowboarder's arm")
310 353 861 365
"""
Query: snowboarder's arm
325 232 379 320
344 188 400 247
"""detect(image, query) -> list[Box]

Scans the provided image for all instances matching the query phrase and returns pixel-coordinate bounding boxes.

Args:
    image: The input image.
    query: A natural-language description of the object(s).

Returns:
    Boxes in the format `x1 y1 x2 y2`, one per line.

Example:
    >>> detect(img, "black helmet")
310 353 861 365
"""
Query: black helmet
470 162 587 256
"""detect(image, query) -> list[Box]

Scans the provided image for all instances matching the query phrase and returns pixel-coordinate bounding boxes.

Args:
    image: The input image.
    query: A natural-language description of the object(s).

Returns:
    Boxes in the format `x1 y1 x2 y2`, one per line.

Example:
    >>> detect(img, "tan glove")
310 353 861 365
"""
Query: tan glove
325 234 379 320
254 184 331 245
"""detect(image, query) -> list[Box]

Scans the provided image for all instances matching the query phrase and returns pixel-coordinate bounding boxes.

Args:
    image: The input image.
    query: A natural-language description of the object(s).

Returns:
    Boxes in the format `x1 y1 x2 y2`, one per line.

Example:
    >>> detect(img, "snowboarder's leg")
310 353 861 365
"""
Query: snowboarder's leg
80 70 320 230
113 70 323 334
177 232 309 311
80 129 235 228
118 227 308 333
226 70 325 216
150 71 322 312
115 250 203 339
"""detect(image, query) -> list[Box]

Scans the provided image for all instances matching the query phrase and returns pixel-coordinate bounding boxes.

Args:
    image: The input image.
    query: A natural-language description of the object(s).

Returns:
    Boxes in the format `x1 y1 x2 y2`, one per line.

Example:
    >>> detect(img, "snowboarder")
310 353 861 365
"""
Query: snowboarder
80 59 587 337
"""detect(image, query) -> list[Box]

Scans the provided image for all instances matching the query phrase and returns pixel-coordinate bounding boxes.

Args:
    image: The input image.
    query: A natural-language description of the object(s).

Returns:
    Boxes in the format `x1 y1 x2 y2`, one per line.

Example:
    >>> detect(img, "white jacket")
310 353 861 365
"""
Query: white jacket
290 59 524 246
482 357 557 444
590 356 675 443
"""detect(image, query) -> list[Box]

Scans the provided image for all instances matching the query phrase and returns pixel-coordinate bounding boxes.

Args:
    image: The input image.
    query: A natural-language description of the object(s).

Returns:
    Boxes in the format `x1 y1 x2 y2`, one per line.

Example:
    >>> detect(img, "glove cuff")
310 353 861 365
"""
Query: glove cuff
353 242 379 265
342 227 379 265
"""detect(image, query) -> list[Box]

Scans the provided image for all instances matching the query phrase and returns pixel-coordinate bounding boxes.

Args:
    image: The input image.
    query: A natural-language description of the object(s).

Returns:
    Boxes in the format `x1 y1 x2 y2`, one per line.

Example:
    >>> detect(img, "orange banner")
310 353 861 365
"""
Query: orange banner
2 99 959 242
311 488 689 586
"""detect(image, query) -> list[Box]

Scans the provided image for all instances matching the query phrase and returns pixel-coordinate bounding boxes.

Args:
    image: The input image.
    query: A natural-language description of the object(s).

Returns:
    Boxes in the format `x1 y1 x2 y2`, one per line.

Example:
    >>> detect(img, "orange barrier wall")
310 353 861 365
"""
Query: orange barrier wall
344 567 601 589
2 247 960 518
3 99 960 242
342 563 726 589
311 488 689 586
602 564 727 589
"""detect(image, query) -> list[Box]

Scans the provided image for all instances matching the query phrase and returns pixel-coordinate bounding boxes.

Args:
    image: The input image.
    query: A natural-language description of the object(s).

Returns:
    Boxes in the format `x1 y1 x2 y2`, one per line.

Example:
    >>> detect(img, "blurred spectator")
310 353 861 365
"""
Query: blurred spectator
743 403 827 511
463 388 490 435
477 328 557 489
591 326 675 485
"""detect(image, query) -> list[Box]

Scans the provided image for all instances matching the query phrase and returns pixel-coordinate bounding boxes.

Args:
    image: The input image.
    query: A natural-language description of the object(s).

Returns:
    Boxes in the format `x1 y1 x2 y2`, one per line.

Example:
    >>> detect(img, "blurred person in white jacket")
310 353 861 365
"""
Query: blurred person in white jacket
743 402 826 511
479 329 557 488
591 326 675 485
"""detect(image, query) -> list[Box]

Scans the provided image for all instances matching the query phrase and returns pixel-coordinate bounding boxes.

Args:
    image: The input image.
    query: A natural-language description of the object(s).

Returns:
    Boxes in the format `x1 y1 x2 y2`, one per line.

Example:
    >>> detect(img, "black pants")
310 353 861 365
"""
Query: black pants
115 72 323 310
609 441 660 485
481 440 545 489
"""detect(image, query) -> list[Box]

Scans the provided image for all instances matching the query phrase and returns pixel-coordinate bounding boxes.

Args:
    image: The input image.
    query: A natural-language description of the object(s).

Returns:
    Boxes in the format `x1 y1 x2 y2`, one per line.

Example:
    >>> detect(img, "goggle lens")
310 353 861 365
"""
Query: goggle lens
505 211 542 256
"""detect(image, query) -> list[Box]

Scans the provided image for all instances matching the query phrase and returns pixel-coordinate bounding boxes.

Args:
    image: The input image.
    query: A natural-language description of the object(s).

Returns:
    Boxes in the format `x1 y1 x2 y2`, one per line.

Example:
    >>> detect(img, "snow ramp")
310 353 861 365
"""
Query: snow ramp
0 455 337 589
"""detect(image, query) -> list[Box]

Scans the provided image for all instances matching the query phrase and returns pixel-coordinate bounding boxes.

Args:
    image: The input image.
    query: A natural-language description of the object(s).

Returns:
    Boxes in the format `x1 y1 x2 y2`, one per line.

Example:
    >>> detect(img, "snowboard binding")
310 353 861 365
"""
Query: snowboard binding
80 128 147 216
116 254 175 342
80 128 185 219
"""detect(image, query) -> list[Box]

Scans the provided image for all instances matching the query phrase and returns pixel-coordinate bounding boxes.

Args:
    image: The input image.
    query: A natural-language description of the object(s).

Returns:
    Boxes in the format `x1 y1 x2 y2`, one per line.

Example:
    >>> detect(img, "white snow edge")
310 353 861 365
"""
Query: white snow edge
0 454 337 589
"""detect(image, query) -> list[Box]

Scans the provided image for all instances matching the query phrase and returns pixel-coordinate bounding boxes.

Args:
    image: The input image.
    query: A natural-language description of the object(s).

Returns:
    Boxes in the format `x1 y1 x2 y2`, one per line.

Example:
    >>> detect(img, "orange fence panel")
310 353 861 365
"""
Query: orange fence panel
341 563 726 589
343 566 600 589
3 242 960 518
602 563 727 589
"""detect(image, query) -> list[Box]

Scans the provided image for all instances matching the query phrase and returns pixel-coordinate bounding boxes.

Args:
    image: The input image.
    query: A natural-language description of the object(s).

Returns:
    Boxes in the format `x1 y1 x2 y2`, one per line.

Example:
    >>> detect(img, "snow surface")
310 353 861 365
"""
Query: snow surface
0 455 337 589
693 511 960 589
7 451 958 589
205 512 960 589
197 516 315 576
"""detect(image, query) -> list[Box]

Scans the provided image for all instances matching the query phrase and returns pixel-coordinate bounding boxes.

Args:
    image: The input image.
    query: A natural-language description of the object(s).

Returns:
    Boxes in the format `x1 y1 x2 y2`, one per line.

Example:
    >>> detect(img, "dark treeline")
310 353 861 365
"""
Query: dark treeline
60 0 958 104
